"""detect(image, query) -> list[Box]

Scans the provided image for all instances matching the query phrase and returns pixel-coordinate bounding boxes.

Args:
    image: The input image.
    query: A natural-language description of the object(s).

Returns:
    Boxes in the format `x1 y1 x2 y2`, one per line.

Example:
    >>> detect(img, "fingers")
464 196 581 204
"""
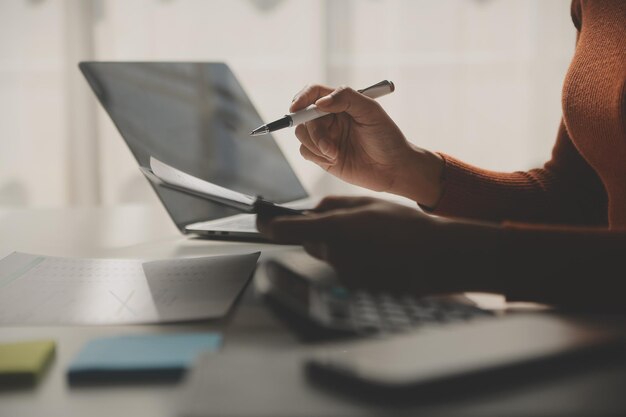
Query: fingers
315 86 382 123
307 118 338 160
295 124 323 158
295 123 336 162
314 196 378 212
255 213 274 237
257 213 338 244
291 84 383 123
302 242 329 261
300 145 334 170
290 84 334 113
291 84 382 166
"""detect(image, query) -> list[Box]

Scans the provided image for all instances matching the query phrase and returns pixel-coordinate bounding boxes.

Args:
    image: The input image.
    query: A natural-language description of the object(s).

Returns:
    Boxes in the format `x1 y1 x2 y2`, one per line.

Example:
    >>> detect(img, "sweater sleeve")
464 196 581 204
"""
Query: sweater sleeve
496 222 626 311
431 121 608 226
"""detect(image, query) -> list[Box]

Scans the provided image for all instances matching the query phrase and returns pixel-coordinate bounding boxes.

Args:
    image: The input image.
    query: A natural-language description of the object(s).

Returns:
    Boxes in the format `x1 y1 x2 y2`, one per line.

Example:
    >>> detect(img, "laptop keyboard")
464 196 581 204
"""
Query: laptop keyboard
213 215 257 231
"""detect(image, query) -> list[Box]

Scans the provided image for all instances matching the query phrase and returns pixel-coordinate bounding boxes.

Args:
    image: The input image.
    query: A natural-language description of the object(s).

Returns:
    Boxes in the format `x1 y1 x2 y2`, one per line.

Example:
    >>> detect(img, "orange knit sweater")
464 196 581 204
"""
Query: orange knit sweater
432 0 626 306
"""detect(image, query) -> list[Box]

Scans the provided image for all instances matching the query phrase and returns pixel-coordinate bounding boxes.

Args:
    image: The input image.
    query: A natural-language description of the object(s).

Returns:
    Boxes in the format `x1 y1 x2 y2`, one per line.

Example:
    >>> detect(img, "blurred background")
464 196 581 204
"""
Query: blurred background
0 0 575 209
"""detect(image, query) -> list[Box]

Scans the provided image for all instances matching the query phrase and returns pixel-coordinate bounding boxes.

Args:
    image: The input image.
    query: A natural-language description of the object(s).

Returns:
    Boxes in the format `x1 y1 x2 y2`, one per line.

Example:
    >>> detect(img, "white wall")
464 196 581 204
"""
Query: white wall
91 0 326 206
0 0 575 208
0 0 69 206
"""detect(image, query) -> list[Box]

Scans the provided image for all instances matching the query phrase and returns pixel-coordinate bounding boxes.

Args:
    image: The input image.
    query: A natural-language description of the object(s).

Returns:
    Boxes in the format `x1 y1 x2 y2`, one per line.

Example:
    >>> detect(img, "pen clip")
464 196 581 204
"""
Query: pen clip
358 80 395 94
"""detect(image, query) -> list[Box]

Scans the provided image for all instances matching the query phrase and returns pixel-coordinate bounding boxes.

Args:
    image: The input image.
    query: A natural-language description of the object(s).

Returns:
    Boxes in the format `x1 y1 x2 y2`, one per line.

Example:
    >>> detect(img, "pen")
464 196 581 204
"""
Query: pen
249 80 395 136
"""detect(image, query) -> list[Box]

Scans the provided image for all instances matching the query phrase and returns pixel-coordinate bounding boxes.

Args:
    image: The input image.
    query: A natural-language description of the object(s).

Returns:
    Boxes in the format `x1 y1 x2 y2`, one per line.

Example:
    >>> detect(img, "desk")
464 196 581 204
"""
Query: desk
1 206 626 417
0 205 297 417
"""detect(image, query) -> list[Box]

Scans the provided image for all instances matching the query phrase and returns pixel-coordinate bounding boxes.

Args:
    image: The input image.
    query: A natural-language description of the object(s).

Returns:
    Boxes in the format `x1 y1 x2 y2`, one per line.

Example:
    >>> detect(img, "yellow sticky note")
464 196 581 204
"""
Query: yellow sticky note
0 340 56 385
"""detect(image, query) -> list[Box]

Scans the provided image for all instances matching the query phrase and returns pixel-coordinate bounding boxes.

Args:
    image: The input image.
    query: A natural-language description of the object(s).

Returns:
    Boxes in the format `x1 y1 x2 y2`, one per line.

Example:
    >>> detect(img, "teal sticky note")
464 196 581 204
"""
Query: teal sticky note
67 332 222 384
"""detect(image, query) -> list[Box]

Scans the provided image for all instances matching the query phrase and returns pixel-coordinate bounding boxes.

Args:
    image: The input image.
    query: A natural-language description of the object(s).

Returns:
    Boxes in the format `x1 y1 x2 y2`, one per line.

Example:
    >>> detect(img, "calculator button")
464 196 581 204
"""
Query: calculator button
386 318 413 331
379 303 407 317
359 310 382 324
329 286 350 299
353 317 383 334
354 324 380 334
353 299 377 314
319 291 494 336
353 295 376 308
327 302 350 319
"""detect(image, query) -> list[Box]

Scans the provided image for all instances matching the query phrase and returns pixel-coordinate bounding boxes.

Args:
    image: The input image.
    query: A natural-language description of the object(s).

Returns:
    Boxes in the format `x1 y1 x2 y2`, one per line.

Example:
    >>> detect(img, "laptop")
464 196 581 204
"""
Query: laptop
79 62 311 241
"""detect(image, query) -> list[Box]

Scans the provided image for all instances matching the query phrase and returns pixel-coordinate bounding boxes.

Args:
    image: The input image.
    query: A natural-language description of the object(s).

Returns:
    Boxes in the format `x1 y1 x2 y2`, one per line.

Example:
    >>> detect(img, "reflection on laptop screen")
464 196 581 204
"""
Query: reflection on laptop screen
79 62 308 231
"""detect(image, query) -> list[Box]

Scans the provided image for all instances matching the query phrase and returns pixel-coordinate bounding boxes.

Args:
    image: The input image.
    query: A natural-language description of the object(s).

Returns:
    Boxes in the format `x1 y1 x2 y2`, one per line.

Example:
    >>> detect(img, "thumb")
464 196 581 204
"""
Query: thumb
314 196 377 212
260 213 339 244
315 86 381 123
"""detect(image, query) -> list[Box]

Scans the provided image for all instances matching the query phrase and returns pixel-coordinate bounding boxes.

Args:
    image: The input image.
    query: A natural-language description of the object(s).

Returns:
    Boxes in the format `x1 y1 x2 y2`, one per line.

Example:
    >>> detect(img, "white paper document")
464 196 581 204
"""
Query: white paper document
0 251 260 325
150 157 256 207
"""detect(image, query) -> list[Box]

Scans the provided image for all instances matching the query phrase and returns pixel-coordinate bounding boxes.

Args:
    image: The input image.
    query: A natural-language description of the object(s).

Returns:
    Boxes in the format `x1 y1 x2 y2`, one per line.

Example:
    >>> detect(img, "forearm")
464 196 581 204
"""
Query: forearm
428 217 503 295
495 224 626 311
430 219 626 312
423 123 607 225
388 143 445 208
386 144 592 224
430 155 603 225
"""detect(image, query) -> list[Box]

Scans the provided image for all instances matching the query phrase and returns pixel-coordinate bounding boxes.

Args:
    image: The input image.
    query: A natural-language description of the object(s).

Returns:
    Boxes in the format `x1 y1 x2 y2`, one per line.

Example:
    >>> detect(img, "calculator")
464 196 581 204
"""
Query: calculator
254 251 493 338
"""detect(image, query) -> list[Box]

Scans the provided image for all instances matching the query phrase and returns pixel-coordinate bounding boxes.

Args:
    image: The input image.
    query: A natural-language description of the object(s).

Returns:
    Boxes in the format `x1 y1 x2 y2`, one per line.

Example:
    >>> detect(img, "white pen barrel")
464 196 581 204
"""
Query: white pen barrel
360 82 394 100
288 105 328 126
287 81 394 127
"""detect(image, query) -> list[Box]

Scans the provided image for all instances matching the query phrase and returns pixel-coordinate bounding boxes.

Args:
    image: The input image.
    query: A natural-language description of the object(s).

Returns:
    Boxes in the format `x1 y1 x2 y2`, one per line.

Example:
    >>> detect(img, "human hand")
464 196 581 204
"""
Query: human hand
257 196 499 295
290 85 444 207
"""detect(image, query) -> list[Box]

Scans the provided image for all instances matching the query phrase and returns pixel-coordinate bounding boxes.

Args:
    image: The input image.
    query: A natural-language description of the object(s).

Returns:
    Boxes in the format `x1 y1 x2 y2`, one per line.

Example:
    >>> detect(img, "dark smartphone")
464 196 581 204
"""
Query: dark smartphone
305 314 621 398
252 198 305 217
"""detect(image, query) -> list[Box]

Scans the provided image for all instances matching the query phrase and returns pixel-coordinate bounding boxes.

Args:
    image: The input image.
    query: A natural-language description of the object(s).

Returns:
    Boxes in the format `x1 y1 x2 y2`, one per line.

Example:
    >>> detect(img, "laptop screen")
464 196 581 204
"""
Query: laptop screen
79 62 308 231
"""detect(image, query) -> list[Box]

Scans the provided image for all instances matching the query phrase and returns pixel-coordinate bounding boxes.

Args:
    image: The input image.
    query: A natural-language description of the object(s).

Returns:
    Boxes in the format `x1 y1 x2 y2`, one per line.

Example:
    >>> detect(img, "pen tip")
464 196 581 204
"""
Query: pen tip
249 126 269 136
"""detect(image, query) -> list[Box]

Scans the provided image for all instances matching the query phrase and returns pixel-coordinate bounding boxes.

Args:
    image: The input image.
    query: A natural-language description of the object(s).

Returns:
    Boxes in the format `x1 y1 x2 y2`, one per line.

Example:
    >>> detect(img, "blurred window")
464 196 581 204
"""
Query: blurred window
0 0 574 207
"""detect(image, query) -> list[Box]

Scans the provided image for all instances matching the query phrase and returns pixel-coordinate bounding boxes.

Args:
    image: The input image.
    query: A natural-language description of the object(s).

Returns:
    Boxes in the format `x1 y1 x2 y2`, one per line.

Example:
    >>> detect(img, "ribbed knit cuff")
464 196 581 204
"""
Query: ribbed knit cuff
431 153 491 219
